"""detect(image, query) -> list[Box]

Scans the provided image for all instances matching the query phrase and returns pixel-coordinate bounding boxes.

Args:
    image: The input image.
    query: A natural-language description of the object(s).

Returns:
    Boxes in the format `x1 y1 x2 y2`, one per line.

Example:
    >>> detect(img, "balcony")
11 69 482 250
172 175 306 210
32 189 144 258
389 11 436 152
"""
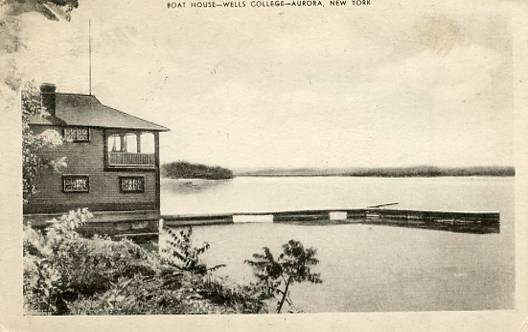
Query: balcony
107 152 155 168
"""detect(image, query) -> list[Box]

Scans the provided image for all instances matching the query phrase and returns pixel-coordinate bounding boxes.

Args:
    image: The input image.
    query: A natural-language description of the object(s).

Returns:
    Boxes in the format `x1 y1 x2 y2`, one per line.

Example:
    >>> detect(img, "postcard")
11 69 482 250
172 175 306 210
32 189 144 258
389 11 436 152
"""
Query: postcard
1 0 527 330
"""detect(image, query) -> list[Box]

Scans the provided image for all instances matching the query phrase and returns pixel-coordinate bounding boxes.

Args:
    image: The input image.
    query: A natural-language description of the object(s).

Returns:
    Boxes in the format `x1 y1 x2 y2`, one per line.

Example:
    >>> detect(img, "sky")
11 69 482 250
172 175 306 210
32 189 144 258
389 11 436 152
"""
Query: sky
16 2 514 169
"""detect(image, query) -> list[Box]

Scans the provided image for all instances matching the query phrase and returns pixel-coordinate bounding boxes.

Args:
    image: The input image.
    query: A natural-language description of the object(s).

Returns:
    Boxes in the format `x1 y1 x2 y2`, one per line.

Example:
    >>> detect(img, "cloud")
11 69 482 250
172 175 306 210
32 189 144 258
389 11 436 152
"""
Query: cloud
15 4 514 168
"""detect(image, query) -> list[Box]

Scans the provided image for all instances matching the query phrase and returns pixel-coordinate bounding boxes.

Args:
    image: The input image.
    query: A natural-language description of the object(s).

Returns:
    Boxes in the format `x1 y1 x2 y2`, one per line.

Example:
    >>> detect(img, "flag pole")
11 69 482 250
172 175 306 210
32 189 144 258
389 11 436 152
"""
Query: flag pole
89 19 92 95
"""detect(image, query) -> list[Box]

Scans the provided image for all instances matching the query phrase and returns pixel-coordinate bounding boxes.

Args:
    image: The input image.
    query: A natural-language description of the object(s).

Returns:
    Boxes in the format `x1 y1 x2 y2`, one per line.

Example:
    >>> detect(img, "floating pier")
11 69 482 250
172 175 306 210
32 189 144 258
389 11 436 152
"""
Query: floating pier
26 207 500 239
162 208 500 234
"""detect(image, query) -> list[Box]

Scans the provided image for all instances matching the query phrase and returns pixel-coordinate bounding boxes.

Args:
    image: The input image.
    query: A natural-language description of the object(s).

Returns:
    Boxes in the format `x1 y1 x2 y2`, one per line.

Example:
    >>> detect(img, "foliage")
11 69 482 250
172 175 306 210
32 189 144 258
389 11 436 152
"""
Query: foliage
5 0 78 203
21 81 66 203
5 0 77 203
157 226 267 312
23 209 159 314
245 240 322 313
67 274 187 315
5 0 79 21
196 275 267 313
23 211 266 315
160 226 226 275
24 210 320 315
161 161 234 180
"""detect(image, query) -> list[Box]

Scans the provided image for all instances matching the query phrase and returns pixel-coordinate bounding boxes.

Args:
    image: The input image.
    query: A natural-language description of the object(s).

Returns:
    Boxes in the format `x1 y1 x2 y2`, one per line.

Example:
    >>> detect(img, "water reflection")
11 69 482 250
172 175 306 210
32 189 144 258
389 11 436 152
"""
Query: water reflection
361 218 500 234
161 178 232 195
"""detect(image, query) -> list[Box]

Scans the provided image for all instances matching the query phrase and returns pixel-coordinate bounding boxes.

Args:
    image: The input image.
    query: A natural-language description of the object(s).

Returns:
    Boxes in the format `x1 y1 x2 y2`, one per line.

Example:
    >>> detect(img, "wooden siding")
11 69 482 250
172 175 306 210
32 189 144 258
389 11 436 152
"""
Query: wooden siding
24 125 160 214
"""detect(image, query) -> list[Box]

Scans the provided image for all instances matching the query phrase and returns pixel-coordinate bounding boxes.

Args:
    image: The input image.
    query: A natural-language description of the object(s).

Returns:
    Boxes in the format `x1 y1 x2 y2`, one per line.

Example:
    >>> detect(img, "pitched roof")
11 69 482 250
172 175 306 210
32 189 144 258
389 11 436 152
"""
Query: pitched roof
29 93 170 131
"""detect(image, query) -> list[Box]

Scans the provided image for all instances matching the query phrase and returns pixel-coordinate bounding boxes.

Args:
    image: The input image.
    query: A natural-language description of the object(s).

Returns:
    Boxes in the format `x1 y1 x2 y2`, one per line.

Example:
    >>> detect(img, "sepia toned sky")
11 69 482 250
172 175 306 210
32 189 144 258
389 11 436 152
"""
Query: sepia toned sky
16 2 513 169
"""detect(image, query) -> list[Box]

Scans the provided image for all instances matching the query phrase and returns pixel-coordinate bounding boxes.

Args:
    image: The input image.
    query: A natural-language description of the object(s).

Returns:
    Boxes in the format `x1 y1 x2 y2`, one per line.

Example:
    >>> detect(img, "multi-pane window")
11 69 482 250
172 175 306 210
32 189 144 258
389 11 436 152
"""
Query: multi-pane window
64 127 90 142
63 175 89 193
120 176 145 193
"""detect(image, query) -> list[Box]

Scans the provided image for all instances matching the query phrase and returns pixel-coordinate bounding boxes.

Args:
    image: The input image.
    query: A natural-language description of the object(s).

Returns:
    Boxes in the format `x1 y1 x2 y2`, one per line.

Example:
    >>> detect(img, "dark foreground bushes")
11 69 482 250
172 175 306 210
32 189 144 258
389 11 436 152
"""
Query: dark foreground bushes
23 209 322 315
23 209 263 315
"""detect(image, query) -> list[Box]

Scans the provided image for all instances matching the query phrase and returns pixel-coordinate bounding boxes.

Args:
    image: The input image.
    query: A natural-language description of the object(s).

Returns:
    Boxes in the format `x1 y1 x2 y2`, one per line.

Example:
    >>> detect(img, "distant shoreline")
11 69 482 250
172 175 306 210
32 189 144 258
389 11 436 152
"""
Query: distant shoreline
235 174 515 178
160 164 516 179
234 166 515 178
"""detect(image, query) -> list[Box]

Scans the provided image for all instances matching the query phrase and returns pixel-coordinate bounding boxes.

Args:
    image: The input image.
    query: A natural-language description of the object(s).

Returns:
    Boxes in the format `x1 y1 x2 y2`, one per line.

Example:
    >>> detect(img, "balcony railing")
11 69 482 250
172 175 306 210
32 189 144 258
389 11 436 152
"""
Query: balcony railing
107 152 155 168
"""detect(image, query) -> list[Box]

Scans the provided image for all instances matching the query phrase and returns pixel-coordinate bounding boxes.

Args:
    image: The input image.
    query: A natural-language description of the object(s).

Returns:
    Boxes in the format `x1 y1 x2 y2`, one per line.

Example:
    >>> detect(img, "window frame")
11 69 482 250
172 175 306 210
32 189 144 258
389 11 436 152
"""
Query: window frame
107 133 122 152
64 126 91 142
104 129 158 171
119 176 145 193
62 175 90 193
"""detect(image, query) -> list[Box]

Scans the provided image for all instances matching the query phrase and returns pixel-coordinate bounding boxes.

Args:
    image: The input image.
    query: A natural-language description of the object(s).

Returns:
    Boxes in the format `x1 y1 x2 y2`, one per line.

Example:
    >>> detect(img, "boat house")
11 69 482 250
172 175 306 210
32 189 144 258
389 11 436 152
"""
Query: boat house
23 83 170 237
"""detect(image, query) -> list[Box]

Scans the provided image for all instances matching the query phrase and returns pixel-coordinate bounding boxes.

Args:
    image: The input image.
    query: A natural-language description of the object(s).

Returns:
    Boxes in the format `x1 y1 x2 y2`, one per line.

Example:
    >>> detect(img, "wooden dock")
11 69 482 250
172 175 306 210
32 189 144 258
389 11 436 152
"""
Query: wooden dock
26 207 500 239
162 208 500 234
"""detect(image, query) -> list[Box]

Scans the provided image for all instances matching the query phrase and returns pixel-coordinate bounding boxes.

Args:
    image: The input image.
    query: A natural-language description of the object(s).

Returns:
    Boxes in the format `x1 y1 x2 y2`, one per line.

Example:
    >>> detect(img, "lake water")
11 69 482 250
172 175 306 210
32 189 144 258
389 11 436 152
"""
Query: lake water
160 176 514 312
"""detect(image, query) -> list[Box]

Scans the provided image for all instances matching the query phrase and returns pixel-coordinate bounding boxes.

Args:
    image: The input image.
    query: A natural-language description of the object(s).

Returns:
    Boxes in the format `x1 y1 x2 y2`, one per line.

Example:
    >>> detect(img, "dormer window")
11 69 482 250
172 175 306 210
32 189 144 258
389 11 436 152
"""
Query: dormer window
64 127 90 142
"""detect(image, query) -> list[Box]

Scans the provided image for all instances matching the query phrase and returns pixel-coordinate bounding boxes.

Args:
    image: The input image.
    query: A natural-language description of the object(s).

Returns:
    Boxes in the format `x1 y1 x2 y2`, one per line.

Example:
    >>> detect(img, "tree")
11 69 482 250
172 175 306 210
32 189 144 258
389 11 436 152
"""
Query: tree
161 161 234 180
1 0 80 98
22 81 66 203
2 1 80 202
4 0 79 22
245 240 322 313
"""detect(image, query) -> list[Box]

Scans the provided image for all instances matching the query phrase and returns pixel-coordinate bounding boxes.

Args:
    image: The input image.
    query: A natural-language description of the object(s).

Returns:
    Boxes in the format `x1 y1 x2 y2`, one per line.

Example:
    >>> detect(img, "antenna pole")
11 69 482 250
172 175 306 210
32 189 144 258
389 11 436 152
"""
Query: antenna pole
89 19 92 95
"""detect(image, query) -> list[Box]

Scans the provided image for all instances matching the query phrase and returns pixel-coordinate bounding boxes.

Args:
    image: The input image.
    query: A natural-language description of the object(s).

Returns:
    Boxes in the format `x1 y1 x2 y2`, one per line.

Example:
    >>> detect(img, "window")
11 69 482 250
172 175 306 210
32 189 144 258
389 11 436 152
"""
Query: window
63 175 89 193
64 127 90 142
140 132 155 153
107 133 137 152
124 133 138 153
107 134 121 152
120 176 145 193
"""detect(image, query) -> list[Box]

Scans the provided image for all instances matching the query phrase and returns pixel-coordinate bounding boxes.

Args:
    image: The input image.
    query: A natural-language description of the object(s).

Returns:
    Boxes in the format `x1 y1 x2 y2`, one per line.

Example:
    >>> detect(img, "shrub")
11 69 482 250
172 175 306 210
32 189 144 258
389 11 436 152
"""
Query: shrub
245 240 322 313
23 210 267 315
23 209 160 314
160 226 225 275
158 226 266 313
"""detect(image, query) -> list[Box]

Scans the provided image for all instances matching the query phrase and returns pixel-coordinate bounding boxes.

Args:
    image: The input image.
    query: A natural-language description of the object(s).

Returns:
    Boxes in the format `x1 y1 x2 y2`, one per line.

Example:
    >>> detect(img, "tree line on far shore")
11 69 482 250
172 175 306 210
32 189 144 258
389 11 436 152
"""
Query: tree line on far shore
235 166 516 177
161 163 515 179
161 161 234 180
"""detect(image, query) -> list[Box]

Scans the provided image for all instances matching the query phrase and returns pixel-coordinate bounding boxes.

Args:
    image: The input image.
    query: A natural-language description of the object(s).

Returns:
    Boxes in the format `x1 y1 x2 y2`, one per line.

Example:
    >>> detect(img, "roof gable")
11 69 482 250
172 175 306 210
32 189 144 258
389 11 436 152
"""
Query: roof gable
29 93 169 131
